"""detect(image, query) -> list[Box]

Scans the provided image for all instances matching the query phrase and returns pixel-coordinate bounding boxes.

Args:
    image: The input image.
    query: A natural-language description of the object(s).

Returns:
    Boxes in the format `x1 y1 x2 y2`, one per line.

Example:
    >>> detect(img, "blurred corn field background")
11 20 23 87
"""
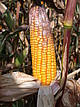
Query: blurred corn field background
0 0 80 107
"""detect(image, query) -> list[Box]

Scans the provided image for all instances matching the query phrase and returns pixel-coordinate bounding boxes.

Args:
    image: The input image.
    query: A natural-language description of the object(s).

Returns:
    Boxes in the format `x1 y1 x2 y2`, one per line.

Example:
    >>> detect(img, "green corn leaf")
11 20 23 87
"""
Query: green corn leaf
1 25 29 49
0 31 9 52
2 9 14 31
6 42 12 54
18 99 24 107
12 102 17 107
76 2 79 14
14 47 28 67
73 25 80 36
0 31 9 40
0 25 29 52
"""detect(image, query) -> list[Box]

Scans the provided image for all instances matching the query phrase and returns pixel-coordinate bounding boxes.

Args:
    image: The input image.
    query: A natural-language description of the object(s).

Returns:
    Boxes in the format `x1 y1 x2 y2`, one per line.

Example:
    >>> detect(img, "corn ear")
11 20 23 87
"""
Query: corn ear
29 6 56 85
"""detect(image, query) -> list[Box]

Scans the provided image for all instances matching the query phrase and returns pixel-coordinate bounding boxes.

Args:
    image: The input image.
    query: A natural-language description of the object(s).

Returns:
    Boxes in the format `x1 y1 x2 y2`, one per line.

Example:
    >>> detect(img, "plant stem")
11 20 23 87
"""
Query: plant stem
60 0 77 89
60 28 71 88
56 0 77 106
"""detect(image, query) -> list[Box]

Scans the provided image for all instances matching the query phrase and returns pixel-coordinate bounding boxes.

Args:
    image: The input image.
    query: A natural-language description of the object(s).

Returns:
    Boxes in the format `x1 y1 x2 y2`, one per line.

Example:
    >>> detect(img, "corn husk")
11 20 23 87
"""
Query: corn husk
0 72 40 102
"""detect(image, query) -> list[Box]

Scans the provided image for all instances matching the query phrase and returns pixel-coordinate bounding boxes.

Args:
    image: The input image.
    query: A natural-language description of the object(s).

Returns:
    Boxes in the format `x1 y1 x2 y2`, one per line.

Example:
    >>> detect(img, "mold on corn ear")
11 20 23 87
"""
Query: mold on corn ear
29 6 56 85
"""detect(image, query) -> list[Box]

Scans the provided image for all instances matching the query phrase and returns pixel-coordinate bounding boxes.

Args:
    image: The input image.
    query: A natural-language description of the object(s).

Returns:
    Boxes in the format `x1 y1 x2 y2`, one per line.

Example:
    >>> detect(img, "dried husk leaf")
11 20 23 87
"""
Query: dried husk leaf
0 72 37 87
75 80 80 103
62 79 80 107
62 80 76 107
0 72 40 102
37 86 55 107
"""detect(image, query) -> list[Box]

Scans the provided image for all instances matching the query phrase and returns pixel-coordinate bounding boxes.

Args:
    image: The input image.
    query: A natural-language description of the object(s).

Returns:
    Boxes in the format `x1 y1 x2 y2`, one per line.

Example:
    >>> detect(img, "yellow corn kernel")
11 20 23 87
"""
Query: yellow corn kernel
29 6 56 85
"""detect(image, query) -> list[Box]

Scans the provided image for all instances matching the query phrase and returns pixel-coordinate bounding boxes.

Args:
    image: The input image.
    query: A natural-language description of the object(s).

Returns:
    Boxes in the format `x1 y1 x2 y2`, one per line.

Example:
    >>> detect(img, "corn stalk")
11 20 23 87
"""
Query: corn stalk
56 0 77 106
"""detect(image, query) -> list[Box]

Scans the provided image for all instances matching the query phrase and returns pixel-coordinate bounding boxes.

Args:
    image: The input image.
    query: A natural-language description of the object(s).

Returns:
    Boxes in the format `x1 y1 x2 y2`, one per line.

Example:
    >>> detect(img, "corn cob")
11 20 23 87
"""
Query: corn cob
29 6 56 85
